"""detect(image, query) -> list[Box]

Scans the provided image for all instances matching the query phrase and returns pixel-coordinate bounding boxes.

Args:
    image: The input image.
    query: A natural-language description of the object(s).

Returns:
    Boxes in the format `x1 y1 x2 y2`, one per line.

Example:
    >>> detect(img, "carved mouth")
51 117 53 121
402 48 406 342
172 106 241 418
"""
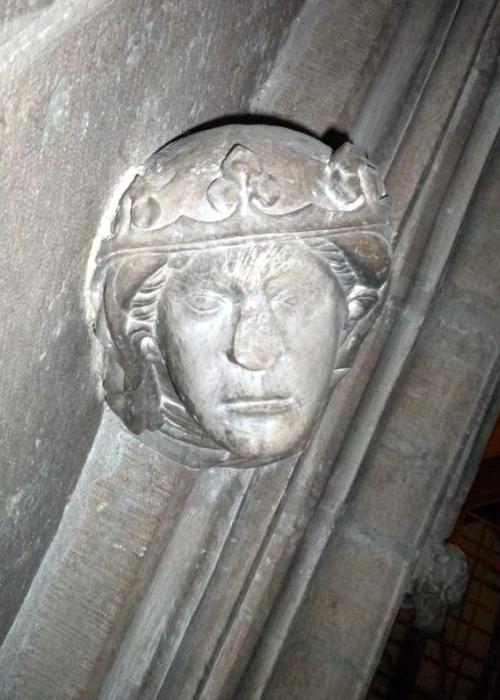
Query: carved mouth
223 397 294 415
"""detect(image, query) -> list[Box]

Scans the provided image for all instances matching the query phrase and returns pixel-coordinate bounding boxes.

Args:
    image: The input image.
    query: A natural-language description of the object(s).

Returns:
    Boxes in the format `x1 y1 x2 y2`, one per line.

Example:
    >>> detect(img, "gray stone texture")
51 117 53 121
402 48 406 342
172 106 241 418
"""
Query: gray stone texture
0 0 304 646
1 0 499 698
252 0 405 138
261 129 500 699
237 1 500 697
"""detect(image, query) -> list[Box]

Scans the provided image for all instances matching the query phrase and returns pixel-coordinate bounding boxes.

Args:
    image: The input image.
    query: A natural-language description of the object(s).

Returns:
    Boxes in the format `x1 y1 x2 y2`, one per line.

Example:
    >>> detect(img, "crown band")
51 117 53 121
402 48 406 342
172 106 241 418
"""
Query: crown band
97 224 389 264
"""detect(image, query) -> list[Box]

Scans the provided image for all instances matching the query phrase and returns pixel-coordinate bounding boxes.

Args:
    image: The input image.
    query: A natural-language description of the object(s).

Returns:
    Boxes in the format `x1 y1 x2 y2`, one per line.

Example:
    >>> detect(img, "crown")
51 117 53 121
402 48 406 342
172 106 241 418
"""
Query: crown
94 125 392 290
119 140 385 231
90 126 394 440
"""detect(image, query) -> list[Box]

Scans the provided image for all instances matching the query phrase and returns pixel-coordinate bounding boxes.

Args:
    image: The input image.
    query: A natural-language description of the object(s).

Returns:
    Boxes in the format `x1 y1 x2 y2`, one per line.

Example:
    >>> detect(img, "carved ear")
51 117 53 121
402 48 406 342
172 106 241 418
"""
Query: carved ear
123 360 167 433
336 282 388 368
100 359 164 434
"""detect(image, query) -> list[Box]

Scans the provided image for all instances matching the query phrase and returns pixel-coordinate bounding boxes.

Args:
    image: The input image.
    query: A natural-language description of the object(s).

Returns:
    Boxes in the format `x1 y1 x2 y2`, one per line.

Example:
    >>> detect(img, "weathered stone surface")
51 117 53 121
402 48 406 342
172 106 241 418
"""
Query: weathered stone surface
0 0 304 646
0 0 55 44
252 0 405 137
1 120 393 700
90 125 392 465
237 3 500 696
258 523 409 700
382 0 498 226
0 410 197 700
2 1 499 698
403 542 469 635
258 118 500 700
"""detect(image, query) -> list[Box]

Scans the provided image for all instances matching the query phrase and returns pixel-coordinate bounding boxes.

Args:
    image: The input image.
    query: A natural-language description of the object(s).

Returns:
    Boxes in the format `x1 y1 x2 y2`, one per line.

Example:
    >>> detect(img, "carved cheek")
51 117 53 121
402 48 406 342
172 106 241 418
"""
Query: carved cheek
288 291 342 377
165 299 235 379
276 290 337 349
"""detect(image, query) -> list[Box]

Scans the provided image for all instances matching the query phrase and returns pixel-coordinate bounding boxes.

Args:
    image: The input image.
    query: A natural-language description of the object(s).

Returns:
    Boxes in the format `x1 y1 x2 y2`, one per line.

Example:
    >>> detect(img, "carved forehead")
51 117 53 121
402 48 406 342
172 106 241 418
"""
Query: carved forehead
166 240 330 283
165 242 337 293
91 125 392 323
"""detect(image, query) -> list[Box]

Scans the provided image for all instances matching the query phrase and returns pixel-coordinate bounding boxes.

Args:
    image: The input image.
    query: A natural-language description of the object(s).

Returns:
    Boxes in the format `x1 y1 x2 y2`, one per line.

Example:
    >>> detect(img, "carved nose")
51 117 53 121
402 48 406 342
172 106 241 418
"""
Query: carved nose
229 298 284 370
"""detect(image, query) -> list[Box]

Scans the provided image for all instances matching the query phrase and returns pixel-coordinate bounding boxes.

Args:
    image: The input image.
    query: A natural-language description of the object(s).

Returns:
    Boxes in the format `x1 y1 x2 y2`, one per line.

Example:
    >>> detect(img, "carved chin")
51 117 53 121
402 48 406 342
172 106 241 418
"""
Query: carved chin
214 413 306 461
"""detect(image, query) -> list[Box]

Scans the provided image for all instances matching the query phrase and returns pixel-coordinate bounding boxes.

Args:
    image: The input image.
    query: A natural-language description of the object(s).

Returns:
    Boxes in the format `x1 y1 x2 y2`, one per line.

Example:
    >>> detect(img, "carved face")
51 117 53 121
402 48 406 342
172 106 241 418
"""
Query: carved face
157 241 347 460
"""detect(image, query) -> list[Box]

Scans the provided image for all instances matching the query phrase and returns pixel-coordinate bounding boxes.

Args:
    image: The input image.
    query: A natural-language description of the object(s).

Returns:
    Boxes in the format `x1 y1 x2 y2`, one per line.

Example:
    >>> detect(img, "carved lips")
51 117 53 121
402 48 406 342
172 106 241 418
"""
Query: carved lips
222 396 296 416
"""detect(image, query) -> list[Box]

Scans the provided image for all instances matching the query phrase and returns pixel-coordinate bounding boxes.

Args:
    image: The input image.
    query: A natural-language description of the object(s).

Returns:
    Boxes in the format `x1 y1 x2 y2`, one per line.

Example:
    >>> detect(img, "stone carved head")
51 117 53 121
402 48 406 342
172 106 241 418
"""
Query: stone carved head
90 125 392 467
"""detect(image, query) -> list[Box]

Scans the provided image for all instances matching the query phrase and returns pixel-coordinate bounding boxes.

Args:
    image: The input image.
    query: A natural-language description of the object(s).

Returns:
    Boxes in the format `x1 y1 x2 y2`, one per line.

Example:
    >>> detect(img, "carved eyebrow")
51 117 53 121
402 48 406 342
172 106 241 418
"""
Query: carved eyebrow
167 269 238 296
265 274 325 299
265 270 307 287
264 253 325 281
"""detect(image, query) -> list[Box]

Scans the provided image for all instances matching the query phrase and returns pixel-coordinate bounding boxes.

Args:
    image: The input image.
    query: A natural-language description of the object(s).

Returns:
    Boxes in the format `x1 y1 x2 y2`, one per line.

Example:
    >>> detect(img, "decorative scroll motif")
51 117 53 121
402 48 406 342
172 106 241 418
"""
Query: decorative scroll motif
90 125 392 468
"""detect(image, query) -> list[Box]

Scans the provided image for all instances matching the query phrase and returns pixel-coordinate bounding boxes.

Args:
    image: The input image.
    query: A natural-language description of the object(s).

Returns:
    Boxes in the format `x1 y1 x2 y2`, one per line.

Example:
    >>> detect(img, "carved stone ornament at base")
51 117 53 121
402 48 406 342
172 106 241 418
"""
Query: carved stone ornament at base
90 124 392 469
403 541 469 635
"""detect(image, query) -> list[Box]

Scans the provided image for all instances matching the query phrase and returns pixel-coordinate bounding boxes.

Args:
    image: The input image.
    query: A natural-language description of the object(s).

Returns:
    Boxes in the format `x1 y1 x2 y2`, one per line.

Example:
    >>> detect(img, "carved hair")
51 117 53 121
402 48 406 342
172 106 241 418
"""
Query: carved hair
101 237 385 442
92 125 392 443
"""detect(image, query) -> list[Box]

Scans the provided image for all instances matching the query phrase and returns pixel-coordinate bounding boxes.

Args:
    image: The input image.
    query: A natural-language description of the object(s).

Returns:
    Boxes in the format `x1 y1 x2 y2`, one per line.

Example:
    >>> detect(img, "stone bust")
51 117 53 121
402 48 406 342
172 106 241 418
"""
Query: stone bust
90 125 391 468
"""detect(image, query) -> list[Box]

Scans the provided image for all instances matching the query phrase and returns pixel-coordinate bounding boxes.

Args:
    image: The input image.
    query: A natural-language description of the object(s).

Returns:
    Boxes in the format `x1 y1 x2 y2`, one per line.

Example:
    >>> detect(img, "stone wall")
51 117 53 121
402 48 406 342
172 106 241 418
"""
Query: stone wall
1 1 499 698
0 0 304 646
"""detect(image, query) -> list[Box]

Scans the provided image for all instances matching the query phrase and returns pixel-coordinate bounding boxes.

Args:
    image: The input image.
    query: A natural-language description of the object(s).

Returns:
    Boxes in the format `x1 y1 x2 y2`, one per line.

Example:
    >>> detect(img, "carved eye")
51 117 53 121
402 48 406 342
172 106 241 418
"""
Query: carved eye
185 290 227 313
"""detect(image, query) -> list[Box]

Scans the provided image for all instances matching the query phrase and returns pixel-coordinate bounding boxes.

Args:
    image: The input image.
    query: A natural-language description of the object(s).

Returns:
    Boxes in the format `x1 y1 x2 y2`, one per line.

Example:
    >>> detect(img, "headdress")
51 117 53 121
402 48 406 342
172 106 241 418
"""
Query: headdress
90 125 392 447
94 125 391 288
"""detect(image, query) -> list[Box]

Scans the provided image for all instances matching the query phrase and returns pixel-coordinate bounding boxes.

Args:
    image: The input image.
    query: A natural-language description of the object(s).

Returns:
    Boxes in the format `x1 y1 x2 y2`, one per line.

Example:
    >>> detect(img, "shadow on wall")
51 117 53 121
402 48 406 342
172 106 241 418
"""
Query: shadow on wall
154 112 349 156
